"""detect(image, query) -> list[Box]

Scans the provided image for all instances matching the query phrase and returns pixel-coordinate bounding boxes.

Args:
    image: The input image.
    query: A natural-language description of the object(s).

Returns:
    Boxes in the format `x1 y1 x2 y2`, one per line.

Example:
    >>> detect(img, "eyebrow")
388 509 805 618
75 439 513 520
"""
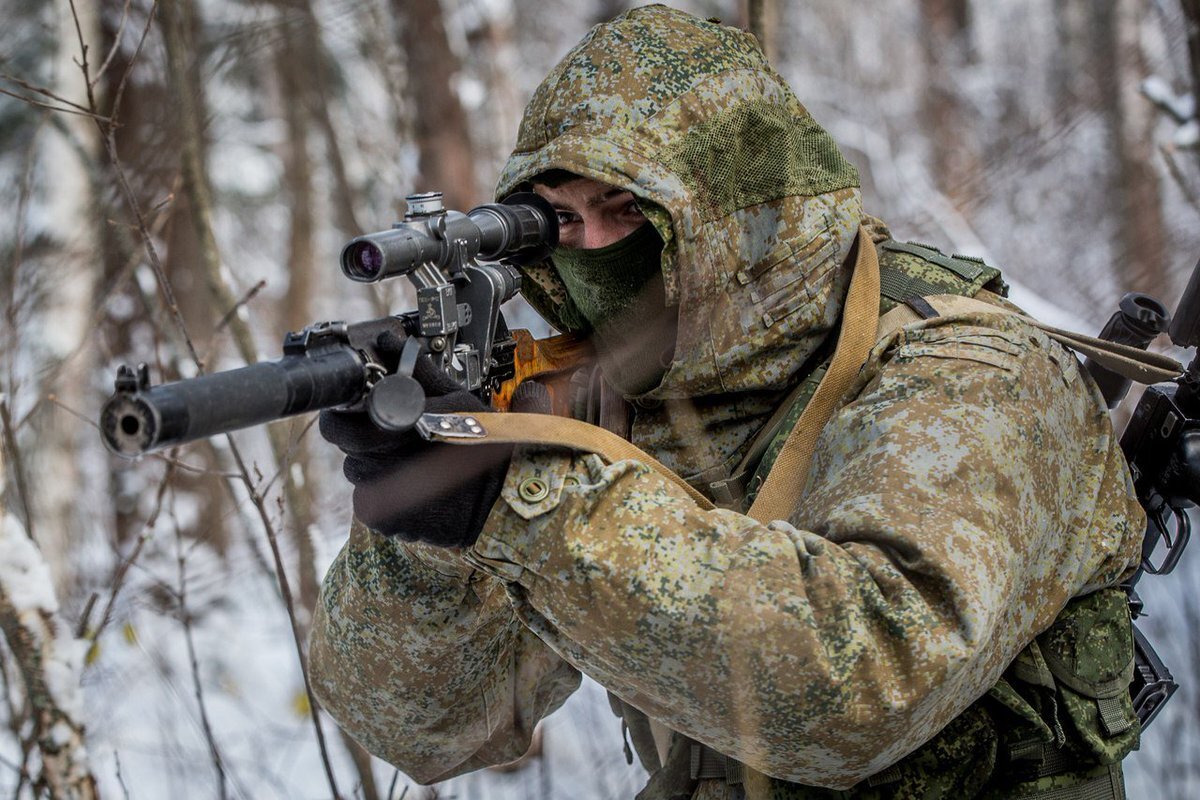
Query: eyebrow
586 188 632 208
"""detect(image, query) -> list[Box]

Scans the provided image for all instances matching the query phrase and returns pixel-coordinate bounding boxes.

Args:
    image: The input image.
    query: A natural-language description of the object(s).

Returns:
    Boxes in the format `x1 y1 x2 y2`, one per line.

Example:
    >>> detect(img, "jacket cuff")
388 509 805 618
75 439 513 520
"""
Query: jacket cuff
467 446 594 581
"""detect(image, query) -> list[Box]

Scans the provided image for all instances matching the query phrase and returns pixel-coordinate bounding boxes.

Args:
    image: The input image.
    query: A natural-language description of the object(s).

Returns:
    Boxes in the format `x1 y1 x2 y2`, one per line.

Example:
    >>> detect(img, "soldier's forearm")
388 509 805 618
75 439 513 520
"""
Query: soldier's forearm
310 519 580 782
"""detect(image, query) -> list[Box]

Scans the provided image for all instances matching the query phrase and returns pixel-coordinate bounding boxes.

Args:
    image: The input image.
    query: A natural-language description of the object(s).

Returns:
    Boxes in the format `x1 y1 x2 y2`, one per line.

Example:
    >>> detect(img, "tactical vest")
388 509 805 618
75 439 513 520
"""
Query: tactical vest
657 240 1140 800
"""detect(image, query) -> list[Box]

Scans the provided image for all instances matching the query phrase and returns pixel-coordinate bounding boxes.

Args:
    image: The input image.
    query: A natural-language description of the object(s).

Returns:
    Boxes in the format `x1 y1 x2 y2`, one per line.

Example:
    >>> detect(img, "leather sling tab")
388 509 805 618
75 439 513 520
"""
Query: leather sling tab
419 410 715 509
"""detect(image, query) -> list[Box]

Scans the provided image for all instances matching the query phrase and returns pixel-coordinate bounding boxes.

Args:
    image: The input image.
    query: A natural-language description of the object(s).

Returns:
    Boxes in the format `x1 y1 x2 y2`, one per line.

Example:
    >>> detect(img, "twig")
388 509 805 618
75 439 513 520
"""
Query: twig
44 394 101 432
213 279 268 334
85 463 175 653
113 750 131 800
0 87 109 121
257 415 319 499
109 1 158 128
174 515 229 800
92 0 135 88
223 437 343 798
65 0 97 113
0 72 100 115
0 397 36 543
147 452 241 479
74 593 99 640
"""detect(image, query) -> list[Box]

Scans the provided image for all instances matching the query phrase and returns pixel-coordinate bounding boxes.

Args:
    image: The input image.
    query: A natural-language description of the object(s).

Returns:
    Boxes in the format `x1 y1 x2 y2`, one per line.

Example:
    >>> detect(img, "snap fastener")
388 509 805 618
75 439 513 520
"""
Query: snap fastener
518 477 550 503
563 475 580 487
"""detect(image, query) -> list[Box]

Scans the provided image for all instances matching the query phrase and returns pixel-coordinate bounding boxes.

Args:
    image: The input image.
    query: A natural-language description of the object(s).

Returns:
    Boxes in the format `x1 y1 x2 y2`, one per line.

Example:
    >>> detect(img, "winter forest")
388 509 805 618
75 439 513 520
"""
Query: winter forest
1 0 1199 797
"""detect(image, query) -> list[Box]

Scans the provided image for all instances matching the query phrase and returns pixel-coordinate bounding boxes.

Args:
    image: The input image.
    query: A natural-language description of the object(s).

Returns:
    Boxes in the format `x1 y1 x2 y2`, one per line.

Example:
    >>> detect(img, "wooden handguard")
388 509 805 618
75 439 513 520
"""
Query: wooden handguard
491 330 593 416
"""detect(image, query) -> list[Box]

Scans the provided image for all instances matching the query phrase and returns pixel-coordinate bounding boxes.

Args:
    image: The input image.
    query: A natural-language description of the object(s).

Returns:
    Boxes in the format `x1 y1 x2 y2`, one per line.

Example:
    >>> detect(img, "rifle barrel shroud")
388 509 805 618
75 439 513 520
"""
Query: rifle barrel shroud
100 319 399 456
100 192 558 457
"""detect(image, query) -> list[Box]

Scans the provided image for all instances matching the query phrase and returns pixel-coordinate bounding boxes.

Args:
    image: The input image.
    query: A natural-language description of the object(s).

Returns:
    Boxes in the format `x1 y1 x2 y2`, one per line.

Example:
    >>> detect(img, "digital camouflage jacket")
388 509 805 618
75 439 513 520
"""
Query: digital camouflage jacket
310 6 1145 797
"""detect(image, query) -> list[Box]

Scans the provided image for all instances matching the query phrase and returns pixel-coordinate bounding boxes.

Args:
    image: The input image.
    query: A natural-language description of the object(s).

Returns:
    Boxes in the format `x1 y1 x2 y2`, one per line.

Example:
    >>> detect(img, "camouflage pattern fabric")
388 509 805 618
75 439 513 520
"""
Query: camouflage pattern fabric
309 5 1145 796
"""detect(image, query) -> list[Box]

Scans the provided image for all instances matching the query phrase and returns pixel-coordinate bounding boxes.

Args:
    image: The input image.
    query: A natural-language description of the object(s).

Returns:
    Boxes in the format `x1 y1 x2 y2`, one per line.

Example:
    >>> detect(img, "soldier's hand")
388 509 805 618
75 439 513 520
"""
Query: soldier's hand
316 357 504 551
319 354 521 548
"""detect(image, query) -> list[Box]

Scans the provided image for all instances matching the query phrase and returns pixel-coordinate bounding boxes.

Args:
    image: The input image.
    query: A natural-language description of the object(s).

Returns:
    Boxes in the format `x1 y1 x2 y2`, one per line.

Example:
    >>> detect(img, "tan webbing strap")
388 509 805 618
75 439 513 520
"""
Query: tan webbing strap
745 226 882 524
418 410 715 509
875 294 1184 385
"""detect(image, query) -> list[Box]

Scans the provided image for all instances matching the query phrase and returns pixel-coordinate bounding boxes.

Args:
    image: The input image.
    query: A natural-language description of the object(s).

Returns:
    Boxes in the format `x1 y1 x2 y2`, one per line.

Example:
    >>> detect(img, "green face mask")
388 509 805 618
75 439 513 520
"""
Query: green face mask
552 221 678 396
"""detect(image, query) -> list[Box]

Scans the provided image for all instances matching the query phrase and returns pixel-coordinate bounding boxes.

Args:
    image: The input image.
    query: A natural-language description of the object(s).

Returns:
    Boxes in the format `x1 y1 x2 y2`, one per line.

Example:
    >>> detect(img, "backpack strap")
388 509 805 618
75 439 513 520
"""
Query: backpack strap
876 292 1183 385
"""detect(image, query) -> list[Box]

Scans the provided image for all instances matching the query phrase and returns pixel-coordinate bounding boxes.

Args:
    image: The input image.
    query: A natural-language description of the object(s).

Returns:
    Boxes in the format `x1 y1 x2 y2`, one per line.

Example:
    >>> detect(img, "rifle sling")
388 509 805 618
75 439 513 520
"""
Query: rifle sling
420 232 1183 526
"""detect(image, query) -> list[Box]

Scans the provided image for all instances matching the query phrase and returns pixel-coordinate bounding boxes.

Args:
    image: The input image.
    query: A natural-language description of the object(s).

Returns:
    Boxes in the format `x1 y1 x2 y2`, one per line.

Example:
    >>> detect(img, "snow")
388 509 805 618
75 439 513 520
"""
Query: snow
0 513 60 615
0 513 88 723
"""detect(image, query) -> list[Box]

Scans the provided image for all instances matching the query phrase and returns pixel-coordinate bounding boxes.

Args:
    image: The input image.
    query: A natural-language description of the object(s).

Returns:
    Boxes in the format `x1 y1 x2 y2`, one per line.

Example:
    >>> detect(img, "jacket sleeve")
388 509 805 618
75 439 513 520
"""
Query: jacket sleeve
464 313 1145 789
308 519 582 784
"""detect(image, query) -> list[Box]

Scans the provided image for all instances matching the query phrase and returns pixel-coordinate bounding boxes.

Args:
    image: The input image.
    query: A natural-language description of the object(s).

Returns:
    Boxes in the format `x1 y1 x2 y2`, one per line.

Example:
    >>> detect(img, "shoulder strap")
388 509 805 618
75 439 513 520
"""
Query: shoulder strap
745 227 881 523
877 293 1183 385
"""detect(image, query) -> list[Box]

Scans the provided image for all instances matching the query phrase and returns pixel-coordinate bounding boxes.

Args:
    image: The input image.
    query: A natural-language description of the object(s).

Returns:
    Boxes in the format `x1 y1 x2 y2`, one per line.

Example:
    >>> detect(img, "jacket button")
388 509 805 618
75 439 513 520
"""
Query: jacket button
518 477 550 503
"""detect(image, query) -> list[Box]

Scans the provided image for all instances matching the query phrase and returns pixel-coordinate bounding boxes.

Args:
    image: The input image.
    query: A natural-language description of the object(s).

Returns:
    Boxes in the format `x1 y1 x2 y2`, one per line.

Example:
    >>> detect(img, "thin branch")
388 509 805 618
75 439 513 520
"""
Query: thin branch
257 415 319 499
65 0 97 113
0 71 98 114
110 1 158 127
214 279 268 334
147 452 241 479
0 87 109 121
113 751 131 800
84 463 175 652
102 133 204 367
0 398 36 544
92 0 135 88
73 594 98 640
224 438 343 799
173 516 229 800
44 394 100 433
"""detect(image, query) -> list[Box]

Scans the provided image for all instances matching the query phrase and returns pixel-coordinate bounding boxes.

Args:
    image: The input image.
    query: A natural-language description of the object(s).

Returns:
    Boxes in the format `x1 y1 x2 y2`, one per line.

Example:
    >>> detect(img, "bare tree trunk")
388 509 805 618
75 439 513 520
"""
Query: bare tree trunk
464 5 522 186
23 0 105 597
1091 0 1168 296
0 502 98 800
1180 0 1200 112
392 0 479 209
273 11 380 796
918 0 979 209
273 0 323 632
742 0 779 64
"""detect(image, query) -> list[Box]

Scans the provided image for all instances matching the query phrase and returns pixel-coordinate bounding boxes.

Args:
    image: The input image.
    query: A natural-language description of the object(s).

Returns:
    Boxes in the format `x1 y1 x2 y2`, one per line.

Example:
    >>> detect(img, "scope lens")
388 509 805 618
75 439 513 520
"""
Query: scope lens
344 241 384 280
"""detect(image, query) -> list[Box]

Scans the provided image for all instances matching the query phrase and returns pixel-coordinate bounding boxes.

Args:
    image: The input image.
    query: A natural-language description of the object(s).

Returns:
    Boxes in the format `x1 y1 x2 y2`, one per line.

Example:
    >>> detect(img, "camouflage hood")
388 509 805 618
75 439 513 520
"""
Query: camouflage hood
497 5 863 404
496 4 864 482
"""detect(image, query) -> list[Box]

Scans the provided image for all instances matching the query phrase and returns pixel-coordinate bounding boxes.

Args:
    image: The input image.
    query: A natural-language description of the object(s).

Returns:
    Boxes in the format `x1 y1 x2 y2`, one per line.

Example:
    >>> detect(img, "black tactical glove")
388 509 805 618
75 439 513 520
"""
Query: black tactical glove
319 343 549 548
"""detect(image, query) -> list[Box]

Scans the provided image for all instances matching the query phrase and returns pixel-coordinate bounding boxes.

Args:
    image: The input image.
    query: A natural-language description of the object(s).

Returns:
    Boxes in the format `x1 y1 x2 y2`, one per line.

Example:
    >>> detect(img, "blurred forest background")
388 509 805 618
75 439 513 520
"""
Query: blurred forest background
2 0 1199 798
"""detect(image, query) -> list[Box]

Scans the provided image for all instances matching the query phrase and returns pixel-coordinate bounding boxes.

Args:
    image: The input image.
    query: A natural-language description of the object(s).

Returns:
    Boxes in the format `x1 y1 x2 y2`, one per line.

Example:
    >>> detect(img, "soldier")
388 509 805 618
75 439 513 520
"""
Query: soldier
311 6 1145 798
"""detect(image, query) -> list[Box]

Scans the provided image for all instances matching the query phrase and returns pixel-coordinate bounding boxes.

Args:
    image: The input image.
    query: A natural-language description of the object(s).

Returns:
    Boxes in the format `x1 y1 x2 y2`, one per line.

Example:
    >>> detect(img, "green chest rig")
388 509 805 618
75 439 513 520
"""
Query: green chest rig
678 241 1139 800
